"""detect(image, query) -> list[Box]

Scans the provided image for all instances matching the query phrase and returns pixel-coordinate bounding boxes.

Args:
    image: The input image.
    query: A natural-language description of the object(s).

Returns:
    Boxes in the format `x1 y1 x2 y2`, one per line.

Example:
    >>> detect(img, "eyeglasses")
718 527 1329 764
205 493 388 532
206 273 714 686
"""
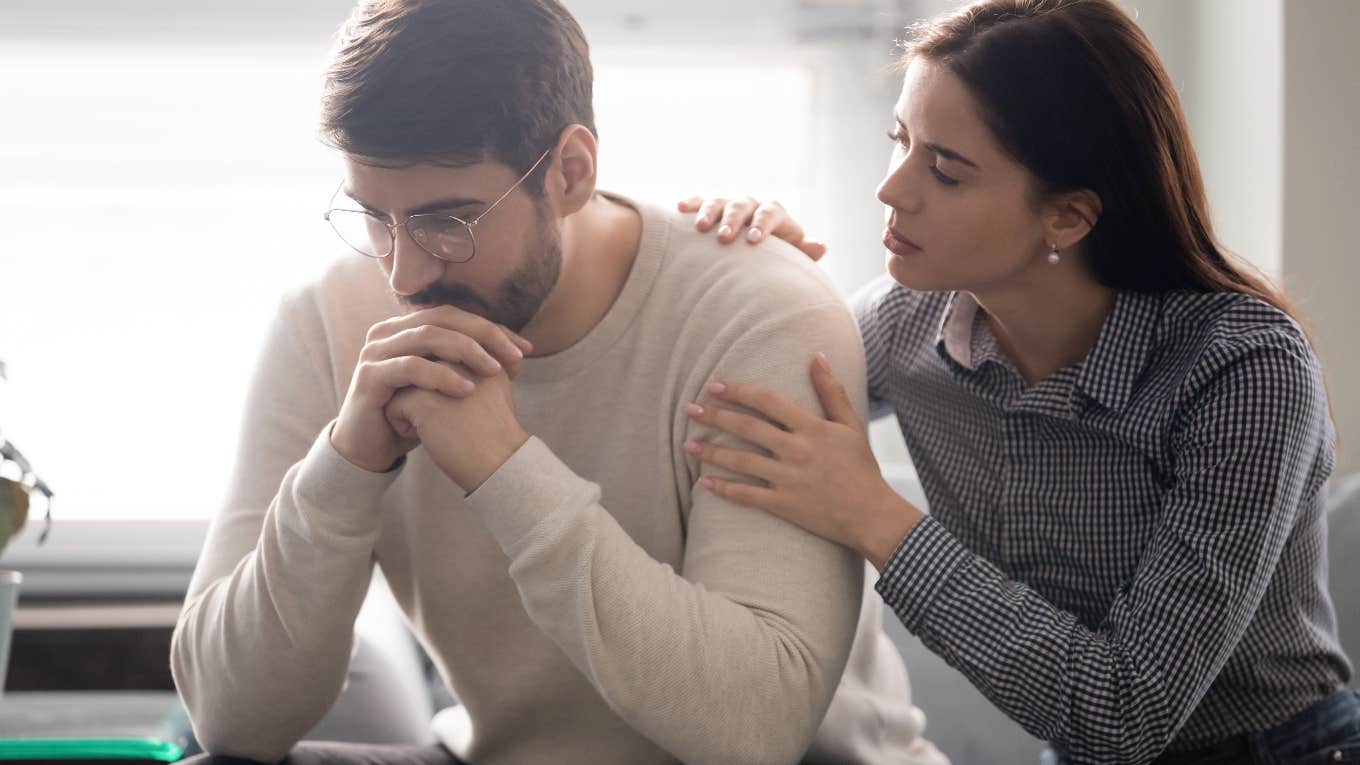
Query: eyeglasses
324 147 553 263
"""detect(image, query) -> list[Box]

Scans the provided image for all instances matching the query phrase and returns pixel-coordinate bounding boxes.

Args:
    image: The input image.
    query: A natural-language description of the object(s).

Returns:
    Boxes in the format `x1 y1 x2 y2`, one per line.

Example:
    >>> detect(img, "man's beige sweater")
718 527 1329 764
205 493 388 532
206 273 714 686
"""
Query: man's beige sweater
171 199 945 765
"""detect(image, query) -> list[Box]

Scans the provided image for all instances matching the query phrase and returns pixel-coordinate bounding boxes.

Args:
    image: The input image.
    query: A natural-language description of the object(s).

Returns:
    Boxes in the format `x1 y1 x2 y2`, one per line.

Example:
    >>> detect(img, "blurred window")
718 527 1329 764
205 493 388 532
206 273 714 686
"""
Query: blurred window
0 40 815 519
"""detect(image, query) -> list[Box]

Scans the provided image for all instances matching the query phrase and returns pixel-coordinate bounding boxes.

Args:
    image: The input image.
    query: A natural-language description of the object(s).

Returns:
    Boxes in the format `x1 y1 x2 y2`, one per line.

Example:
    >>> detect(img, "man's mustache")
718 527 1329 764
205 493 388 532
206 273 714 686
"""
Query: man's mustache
399 284 492 314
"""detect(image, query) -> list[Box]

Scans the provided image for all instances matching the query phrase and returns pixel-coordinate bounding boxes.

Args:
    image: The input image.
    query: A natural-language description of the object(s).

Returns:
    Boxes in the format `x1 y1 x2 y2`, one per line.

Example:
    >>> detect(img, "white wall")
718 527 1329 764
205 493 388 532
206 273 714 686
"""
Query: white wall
1186 0 1285 279
1117 0 1284 277
1133 0 1358 476
1282 1 1360 478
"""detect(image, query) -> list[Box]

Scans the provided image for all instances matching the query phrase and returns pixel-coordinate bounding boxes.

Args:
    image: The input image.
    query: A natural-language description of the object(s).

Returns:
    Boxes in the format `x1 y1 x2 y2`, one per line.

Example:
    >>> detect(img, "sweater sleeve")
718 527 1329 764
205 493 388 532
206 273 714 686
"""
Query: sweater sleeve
462 301 867 765
875 332 1334 765
170 295 398 762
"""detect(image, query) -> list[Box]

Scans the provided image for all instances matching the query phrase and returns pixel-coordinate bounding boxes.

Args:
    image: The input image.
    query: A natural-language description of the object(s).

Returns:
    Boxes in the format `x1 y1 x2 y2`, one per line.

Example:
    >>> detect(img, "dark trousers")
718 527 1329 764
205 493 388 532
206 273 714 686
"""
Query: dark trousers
1045 689 1360 764
178 743 465 765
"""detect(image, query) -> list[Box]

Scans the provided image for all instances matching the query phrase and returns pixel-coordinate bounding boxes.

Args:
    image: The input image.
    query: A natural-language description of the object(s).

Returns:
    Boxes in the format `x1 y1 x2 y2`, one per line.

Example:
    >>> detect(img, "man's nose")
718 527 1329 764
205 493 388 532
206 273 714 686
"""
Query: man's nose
386 225 446 298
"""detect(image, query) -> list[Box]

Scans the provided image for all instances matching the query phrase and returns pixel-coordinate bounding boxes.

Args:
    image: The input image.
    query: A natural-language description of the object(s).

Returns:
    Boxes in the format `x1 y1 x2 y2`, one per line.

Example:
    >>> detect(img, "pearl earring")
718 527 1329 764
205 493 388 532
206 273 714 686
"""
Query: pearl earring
1047 243 1062 265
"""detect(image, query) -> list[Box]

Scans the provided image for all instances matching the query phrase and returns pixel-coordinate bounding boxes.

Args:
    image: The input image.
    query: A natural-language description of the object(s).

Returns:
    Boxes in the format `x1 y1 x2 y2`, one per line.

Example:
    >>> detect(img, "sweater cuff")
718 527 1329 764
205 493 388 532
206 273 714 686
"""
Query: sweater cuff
291 421 404 537
874 515 973 632
463 436 597 551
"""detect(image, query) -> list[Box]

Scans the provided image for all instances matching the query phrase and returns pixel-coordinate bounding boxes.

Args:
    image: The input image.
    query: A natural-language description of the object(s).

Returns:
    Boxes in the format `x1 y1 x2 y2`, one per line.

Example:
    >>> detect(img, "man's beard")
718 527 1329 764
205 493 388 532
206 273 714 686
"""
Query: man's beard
399 212 562 333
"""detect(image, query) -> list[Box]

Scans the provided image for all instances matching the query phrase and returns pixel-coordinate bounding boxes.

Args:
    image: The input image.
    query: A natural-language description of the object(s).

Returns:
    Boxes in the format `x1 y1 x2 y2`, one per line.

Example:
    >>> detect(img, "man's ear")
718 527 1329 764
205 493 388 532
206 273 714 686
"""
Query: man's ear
1043 188 1102 251
543 124 597 216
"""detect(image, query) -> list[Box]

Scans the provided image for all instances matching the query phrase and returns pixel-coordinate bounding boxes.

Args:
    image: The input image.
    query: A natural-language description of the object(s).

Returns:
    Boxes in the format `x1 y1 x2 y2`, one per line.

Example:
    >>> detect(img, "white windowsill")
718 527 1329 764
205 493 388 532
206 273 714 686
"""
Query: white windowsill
0 519 208 600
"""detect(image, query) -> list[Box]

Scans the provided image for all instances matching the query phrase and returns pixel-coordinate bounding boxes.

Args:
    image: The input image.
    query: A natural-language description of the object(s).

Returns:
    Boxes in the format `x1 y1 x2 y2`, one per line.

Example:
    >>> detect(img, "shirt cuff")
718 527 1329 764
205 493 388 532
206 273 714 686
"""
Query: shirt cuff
874 515 973 632
462 436 598 551
291 421 404 538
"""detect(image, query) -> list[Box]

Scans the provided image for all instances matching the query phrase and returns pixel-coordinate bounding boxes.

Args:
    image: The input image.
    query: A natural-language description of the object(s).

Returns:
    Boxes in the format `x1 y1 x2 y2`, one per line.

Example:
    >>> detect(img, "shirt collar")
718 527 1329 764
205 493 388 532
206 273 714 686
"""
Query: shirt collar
1074 290 1163 413
936 291 980 369
935 291 1008 372
935 289 1163 413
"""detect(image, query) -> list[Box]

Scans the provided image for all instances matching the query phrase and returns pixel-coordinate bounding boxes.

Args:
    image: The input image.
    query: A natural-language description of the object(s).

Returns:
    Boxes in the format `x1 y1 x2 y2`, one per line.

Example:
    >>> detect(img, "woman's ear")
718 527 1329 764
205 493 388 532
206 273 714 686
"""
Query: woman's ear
1044 188 1102 250
544 124 597 216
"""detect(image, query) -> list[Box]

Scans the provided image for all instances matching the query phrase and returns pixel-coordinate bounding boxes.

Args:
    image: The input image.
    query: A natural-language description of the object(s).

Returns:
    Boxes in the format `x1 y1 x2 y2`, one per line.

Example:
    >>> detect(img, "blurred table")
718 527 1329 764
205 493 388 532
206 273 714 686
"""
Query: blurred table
0 691 187 762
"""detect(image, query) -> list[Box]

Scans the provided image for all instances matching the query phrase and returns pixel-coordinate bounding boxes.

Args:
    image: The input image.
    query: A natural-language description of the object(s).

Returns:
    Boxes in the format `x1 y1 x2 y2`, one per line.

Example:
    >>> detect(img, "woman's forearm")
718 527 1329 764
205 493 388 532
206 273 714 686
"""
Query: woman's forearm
859 492 923 571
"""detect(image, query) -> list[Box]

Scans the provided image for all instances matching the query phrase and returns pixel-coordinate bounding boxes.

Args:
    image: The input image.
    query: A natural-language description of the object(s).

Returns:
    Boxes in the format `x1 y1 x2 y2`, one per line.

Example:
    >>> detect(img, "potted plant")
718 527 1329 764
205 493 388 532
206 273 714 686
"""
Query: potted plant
1 358 54 695
1 447 39 554
0 467 23 695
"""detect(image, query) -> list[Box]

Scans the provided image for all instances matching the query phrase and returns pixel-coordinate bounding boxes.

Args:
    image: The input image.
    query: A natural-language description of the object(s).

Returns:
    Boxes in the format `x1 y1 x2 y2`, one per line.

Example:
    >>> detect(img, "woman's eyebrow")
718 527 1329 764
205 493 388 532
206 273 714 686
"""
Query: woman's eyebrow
926 143 979 169
894 117 980 169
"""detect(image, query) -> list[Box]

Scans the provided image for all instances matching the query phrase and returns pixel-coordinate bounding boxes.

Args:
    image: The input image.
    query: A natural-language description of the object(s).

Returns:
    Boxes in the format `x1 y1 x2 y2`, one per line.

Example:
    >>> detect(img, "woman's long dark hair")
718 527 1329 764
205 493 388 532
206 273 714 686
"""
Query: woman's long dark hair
903 0 1295 318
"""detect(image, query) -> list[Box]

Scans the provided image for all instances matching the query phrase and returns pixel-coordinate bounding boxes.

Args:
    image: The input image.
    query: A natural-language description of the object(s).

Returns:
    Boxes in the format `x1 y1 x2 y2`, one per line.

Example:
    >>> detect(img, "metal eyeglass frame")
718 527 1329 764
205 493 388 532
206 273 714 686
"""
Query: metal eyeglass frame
323 147 554 263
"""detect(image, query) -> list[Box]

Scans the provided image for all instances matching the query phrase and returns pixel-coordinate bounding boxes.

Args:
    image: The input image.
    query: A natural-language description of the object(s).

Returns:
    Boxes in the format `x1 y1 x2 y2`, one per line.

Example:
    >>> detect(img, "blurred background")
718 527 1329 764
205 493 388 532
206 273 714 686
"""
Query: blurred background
0 0 1356 532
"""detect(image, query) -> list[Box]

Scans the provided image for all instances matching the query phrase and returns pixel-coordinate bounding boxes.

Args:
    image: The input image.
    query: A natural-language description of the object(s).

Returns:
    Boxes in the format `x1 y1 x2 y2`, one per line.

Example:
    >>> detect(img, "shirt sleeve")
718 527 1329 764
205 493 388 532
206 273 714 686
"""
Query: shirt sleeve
851 275 905 421
462 301 867 765
170 294 396 761
875 331 1334 765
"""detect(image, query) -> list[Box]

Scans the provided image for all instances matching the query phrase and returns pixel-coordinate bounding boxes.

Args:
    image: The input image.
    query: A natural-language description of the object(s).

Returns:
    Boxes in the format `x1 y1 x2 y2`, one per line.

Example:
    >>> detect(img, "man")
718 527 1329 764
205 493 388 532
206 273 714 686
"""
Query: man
172 1 944 763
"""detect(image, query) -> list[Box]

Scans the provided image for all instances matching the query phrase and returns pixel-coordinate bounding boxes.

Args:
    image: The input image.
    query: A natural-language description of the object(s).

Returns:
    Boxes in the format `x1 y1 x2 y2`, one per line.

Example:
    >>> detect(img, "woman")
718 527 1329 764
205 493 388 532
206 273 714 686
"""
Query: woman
676 0 1358 763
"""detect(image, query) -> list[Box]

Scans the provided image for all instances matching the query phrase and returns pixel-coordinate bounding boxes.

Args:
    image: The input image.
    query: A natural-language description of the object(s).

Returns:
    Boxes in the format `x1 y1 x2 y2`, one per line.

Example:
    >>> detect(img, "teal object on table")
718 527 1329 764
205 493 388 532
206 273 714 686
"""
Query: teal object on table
0 692 188 761
0 739 182 761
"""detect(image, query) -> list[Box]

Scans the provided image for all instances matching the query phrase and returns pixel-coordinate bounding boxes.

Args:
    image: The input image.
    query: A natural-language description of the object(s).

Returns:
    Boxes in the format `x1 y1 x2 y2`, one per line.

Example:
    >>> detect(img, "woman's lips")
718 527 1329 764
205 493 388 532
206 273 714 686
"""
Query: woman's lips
883 227 922 256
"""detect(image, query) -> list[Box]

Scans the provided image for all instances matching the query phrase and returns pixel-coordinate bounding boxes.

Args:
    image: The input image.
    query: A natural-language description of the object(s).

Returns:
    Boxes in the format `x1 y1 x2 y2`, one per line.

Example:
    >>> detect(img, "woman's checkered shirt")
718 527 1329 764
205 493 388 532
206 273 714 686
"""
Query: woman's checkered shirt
855 276 1350 764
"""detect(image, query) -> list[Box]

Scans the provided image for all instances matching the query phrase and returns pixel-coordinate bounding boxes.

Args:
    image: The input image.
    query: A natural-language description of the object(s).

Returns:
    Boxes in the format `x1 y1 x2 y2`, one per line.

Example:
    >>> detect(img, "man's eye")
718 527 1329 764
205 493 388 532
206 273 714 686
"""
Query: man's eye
885 129 908 147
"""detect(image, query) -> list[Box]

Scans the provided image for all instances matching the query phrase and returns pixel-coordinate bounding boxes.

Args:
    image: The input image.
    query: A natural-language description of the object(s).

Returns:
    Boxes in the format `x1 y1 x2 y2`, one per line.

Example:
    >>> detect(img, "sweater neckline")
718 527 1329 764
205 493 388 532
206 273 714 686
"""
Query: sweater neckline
515 193 668 385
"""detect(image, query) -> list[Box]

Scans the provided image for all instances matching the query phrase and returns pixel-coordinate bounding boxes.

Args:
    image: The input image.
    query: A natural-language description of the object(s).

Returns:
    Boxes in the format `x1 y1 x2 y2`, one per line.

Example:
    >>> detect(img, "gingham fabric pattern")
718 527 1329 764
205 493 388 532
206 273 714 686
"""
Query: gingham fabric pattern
854 276 1351 764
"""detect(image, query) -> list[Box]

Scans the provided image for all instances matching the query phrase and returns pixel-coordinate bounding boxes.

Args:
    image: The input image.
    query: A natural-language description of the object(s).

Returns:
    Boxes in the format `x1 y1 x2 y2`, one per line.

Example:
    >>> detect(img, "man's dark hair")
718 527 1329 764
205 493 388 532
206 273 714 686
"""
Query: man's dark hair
320 0 596 193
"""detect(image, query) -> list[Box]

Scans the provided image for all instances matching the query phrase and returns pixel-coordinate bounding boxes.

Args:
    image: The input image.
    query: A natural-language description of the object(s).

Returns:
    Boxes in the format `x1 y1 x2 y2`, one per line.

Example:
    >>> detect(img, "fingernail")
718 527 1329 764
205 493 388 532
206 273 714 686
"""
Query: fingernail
699 476 715 490
685 403 704 417
747 228 762 242
718 225 733 239
707 382 727 396
695 215 710 228
815 352 830 371
683 440 702 455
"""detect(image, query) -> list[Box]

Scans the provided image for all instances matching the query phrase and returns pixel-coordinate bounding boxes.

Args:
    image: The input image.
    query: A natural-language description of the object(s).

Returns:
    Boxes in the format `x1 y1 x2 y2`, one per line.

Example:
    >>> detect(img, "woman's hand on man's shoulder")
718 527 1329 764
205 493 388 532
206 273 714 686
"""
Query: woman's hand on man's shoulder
678 195 828 262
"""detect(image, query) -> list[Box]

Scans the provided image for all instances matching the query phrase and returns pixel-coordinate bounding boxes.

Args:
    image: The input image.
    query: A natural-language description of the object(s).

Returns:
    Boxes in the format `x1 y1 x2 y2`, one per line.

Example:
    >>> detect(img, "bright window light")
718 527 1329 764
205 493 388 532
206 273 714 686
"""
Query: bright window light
594 54 813 216
0 42 815 519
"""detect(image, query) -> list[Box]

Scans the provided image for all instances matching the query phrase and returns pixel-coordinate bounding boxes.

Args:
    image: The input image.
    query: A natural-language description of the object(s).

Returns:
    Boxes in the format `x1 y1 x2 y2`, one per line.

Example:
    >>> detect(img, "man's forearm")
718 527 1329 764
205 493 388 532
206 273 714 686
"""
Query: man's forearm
172 432 391 760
